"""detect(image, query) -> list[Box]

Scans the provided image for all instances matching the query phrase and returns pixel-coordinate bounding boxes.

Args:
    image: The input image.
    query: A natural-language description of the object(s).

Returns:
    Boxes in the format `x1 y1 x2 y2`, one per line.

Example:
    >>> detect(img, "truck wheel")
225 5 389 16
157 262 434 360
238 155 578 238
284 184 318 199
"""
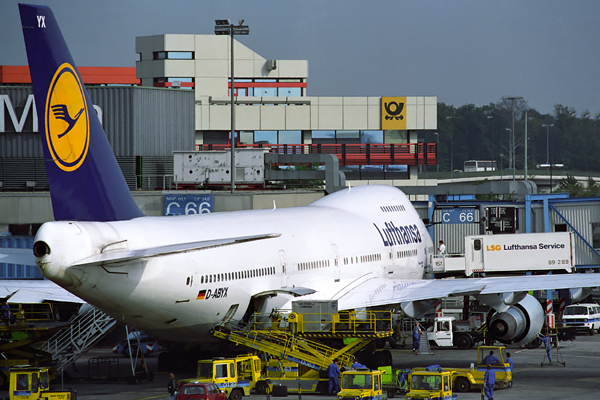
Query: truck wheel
254 382 267 395
229 389 243 400
589 327 594 336
455 334 472 350
387 389 395 398
455 377 470 392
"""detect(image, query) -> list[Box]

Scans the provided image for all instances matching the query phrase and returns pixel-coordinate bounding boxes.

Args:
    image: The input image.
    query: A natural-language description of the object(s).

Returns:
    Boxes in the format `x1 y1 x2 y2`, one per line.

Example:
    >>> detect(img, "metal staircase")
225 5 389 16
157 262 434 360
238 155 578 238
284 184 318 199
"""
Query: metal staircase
44 306 117 371
418 332 434 355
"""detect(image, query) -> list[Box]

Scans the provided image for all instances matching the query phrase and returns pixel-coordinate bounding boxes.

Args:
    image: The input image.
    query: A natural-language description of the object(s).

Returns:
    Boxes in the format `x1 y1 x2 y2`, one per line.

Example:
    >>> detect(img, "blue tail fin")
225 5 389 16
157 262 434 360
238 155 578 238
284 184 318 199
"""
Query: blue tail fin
19 4 143 222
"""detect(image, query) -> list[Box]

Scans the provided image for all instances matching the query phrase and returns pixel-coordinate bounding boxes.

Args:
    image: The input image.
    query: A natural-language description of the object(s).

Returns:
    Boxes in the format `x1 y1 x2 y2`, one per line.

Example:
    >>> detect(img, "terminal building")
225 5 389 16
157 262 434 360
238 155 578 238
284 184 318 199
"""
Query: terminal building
1 32 599 279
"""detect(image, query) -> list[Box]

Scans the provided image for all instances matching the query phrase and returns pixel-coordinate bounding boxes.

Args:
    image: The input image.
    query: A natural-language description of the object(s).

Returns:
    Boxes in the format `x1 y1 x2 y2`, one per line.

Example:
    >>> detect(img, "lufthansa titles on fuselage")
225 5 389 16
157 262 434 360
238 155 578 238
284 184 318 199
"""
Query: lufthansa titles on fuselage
373 221 422 247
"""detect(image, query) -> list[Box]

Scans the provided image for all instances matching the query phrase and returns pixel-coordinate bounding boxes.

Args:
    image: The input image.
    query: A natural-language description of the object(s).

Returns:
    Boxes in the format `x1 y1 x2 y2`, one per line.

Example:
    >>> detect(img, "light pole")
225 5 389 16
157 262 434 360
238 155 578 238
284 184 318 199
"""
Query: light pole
503 96 523 180
500 153 504 181
505 128 511 172
446 116 453 178
542 123 554 164
215 19 249 193
487 115 494 168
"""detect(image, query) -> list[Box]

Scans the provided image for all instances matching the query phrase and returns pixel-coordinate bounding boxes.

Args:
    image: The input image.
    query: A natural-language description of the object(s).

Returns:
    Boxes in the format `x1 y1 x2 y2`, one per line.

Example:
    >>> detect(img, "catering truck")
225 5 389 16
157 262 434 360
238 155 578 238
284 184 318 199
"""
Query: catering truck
431 232 574 276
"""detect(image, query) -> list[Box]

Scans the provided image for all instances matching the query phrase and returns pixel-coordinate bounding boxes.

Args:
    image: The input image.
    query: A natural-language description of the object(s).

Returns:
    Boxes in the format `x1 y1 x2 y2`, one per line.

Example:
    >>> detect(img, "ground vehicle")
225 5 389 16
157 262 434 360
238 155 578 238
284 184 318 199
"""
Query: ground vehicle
177 383 227 400
337 369 383 400
561 303 600 335
425 316 485 349
405 369 455 400
8 366 76 400
450 346 511 392
179 355 262 400
431 232 574 276
464 160 497 172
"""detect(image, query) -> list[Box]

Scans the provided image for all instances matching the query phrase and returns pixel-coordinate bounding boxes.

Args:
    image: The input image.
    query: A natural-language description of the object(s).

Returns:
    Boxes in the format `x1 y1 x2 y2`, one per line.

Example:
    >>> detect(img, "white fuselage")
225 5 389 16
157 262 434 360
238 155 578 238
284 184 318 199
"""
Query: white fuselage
33 186 433 342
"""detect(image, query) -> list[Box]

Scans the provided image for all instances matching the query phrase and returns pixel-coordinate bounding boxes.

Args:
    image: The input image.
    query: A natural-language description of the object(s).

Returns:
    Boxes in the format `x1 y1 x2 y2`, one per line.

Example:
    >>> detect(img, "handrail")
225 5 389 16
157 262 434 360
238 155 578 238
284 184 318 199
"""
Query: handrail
196 143 437 166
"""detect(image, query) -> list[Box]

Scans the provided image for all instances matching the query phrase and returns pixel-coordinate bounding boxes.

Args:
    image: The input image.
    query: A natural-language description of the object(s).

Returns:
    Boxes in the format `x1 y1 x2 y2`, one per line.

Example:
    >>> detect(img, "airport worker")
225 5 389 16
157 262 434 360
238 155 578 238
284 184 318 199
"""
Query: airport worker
412 321 423 352
167 372 178 400
538 332 552 363
1 301 9 326
438 240 446 256
507 352 513 387
352 361 366 369
483 350 500 365
483 364 495 400
328 359 341 394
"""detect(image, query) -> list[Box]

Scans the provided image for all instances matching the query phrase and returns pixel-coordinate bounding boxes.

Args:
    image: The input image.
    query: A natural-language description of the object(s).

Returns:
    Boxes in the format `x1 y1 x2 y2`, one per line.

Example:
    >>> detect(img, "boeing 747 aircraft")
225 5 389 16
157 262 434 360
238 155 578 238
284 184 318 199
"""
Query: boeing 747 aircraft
4 4 600 347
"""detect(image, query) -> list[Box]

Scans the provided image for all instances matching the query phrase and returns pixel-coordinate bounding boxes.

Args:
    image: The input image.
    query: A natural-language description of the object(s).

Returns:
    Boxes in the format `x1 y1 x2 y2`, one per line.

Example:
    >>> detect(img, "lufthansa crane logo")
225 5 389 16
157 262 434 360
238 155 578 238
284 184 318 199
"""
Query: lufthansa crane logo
384 101 404 120
45 63 89 172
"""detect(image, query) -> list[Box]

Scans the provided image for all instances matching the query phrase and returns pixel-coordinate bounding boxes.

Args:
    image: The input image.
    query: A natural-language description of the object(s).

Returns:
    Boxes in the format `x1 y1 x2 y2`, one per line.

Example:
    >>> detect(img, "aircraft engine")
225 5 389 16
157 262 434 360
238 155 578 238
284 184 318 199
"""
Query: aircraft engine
486 294 544 346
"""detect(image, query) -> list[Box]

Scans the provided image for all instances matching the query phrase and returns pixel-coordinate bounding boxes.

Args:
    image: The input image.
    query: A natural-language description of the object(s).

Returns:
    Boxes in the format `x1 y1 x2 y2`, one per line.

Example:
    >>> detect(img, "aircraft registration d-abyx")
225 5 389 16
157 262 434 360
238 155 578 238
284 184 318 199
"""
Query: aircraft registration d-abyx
5 3 600 345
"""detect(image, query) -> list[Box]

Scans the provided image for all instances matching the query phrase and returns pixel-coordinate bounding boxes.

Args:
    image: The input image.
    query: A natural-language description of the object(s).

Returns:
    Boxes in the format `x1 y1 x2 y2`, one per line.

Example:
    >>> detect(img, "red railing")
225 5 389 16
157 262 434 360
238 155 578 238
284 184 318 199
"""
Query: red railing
196 143 437 166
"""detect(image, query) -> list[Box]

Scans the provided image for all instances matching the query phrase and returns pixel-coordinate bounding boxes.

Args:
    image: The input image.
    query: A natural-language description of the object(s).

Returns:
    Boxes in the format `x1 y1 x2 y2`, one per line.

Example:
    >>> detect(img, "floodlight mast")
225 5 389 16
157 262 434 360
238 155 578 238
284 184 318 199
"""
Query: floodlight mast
215 19 249 193
503 96 523 180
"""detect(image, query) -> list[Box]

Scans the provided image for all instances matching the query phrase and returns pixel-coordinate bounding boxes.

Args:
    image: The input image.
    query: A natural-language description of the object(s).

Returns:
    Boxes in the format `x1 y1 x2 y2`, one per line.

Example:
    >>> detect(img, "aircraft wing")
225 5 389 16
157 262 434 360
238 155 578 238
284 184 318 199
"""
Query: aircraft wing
74 233 281 267
0 248 36 267
0 280 85 303
335 273 600 310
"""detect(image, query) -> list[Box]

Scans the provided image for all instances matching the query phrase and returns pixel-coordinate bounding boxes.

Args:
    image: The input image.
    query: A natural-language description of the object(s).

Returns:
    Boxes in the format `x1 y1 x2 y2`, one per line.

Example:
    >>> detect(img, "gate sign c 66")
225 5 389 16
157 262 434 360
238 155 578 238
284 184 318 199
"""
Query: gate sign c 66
441 208 475 224
164 194 213 216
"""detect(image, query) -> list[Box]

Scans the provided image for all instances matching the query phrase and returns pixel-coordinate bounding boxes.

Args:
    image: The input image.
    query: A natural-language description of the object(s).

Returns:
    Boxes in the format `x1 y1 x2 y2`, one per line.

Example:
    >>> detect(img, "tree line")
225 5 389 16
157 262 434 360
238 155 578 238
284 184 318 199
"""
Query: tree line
427 99 600 175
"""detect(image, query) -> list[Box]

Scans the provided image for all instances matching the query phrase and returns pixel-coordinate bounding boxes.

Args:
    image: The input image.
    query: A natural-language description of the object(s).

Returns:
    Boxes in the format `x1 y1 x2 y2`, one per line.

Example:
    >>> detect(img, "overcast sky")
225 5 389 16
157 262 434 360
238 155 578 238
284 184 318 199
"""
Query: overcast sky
1 0 599 116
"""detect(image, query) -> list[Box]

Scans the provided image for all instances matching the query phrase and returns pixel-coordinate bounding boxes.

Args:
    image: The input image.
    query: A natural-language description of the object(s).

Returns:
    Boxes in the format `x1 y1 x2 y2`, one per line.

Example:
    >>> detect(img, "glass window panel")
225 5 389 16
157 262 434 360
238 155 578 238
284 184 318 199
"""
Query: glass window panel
255 87 277 97
278 87 302 97
153 51 166 60
337 130 360 144
592 222 600 249
384 130 407 143
361 130 383 144
255 79 276 82
239 131 254 144
255 131 277 144
167 51 194 59
279 131 301 144
167 77 193 82
312 130 336 144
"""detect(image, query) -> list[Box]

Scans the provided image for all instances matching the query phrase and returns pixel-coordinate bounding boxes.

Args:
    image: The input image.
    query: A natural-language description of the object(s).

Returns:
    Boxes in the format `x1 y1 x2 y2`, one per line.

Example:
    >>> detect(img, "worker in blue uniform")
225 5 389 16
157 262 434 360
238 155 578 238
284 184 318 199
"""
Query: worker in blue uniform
483 350 500 365
507 352 513 387
412 321 423 352
538 332 552 363
484 364 495 400
327 359 341 395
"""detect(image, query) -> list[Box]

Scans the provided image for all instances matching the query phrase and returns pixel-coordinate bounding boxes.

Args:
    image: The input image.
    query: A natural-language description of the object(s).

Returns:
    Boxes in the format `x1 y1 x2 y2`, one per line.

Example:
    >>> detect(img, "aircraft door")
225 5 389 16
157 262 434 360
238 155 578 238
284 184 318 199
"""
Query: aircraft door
279 250 288 288
331 244 340 282
470 238 484 273
221 304 239 324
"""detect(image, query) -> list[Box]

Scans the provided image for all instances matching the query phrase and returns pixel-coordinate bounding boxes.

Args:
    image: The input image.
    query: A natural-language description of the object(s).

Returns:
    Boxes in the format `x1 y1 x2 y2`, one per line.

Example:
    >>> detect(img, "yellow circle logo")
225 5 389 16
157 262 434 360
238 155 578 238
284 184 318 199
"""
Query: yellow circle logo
45 63 89 172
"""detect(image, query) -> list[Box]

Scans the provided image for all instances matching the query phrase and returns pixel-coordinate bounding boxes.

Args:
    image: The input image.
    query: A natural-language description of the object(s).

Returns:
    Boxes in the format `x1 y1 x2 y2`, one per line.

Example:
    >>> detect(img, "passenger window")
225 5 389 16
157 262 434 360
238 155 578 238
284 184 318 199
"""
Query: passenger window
230 363 236 378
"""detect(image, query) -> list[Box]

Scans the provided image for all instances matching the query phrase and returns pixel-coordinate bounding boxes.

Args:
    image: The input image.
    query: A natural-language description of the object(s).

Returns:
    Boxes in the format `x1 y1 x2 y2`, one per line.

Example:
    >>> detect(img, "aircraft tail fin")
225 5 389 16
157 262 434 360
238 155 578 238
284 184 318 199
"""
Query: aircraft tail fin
19 4 143 221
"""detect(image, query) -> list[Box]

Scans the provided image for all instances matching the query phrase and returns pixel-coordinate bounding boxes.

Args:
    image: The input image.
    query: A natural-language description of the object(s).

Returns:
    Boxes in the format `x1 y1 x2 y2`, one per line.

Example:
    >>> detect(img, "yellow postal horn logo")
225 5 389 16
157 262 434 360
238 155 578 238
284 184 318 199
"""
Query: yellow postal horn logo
45 63 89 172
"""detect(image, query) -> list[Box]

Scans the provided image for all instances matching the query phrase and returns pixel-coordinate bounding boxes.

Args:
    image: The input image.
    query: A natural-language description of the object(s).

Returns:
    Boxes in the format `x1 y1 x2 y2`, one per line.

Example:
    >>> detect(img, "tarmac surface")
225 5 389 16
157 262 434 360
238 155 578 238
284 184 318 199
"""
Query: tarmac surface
7 334 600 399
